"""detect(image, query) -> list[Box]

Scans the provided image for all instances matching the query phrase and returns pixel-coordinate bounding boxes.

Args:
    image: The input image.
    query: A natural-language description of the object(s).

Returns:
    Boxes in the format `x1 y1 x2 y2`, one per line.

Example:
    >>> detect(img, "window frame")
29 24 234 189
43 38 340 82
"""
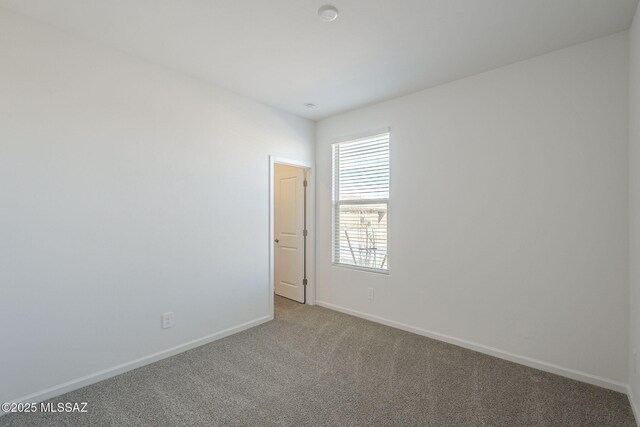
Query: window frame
331 129 390 275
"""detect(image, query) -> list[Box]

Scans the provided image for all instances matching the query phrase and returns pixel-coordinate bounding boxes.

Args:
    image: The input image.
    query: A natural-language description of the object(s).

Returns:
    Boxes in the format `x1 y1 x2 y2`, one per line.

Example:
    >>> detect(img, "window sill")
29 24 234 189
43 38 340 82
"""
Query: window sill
331 262 389 275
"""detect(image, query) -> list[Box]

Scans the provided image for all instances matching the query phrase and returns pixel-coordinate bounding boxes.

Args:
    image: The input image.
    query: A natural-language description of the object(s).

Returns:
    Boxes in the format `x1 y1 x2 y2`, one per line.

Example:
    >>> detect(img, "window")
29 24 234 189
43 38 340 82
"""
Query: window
332 131 389 272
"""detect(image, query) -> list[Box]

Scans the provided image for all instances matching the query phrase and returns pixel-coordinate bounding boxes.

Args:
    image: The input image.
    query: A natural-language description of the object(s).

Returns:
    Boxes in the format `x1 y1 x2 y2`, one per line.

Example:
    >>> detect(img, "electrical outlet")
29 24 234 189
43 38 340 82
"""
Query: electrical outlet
161 312 174 329
367 287 374 301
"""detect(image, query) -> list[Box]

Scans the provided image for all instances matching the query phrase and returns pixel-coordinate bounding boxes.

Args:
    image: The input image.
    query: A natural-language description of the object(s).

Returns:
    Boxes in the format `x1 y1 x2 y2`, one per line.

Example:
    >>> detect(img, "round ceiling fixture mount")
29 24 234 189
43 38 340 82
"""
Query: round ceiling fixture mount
318 5 339 22
304 103 316 109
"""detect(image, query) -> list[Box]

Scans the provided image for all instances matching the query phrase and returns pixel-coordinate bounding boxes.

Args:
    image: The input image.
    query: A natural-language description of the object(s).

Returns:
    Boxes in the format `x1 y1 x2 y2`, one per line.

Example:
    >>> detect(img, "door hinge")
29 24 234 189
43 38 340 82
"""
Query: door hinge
303 278 308 286
303 179 308 187
303 229 307 237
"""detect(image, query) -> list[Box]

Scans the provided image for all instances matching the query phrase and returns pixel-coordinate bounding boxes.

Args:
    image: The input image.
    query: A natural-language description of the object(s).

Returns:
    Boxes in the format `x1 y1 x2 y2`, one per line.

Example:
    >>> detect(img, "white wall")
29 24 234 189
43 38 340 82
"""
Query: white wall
0 7 314 404
629 2 640 412
316 33 629 389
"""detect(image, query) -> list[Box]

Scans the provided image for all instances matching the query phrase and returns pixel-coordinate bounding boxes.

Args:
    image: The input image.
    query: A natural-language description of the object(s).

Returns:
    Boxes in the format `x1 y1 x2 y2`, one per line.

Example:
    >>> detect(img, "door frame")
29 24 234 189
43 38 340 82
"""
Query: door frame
269 156 315 316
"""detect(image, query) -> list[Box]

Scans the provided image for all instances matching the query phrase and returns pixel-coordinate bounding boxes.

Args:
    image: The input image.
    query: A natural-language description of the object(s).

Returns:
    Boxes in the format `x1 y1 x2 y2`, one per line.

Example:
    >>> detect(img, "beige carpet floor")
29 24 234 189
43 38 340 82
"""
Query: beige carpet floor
1 296 636 426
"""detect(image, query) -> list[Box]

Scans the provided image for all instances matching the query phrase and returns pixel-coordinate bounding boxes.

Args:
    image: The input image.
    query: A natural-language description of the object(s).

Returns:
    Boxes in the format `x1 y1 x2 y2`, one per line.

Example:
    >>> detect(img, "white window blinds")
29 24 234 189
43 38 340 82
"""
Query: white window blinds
332 132 389 272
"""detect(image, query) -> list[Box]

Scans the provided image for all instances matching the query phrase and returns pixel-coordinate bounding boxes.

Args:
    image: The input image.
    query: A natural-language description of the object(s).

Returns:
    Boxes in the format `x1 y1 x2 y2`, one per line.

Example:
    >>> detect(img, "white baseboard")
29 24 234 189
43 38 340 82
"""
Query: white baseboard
4 315 273 412
628 386 640 424
316 300 627 393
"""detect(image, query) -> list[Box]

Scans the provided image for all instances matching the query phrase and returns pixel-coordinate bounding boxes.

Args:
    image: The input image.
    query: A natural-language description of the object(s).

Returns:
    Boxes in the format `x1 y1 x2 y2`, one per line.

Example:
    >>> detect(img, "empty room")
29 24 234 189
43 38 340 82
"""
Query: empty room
2 0 640 425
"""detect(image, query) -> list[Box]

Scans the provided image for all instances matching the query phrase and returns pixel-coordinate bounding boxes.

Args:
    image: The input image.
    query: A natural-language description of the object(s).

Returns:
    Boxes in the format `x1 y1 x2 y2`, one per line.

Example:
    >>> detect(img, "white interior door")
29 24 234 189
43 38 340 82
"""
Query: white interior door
274 164 305 303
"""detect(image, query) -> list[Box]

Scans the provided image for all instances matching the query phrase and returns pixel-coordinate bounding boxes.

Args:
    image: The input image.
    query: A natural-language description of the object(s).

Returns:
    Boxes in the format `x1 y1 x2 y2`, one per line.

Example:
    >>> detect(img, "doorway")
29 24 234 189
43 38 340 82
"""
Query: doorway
269 157 313 312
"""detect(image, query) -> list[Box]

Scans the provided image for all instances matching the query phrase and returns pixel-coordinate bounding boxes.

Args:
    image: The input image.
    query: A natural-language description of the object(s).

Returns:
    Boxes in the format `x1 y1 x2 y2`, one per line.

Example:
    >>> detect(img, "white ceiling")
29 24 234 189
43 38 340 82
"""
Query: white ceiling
1 0 638 120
